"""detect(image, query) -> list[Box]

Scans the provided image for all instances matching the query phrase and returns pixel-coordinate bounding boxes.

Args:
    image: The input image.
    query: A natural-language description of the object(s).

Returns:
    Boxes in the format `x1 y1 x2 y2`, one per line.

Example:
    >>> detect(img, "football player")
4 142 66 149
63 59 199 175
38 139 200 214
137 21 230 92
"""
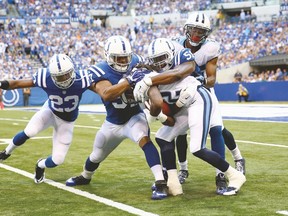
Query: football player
172 12 246 193
133 38 246 196
65 35 170 200
0 54 95 183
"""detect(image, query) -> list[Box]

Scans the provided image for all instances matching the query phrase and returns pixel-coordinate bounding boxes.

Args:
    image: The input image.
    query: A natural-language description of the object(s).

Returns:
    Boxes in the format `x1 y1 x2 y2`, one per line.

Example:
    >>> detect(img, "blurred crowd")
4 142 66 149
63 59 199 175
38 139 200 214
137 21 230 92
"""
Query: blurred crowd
0 0 287 82
234 68 288 83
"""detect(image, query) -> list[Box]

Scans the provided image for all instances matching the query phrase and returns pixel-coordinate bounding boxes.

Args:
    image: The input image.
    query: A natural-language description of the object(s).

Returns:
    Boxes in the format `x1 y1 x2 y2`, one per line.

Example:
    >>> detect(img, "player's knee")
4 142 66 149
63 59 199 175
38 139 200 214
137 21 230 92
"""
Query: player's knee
51 155 65 166
155 137 175 152
139 136 150 148
90 149 105 163
209 125 222 137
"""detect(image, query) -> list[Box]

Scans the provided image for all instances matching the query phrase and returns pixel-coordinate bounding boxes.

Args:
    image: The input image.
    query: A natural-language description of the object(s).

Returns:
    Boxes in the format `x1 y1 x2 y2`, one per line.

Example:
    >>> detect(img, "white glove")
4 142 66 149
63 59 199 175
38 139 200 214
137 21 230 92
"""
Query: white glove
176 85 197 108
133 76 152 103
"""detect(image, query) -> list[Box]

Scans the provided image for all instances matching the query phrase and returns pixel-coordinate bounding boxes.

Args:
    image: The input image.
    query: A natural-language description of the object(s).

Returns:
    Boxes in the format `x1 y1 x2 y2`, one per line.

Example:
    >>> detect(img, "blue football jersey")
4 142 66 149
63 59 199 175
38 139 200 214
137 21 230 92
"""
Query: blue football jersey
170 48 195 68
33 68 92 122
88 54 144 125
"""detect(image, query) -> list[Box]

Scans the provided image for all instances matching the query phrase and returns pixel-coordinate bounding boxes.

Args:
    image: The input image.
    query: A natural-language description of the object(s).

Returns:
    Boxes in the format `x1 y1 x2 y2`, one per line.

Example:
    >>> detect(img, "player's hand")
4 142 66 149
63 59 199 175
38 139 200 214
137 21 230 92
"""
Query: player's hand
176 85 197 108
133 76 152 103
157 111 175 126
0 80 9 90
143 108 157 124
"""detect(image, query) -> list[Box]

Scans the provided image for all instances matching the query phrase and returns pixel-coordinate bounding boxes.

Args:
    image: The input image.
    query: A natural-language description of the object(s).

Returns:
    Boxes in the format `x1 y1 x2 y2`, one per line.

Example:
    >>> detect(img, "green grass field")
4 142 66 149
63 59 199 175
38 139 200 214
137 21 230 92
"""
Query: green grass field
0 108 287 216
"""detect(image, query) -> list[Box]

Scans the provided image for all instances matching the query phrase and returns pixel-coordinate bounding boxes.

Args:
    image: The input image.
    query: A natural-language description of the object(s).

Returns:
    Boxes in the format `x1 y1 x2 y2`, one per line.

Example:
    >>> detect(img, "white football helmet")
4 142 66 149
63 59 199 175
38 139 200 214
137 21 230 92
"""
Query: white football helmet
104 35 132 73
184 12 211 46
147 38 175 72
49 54 76 89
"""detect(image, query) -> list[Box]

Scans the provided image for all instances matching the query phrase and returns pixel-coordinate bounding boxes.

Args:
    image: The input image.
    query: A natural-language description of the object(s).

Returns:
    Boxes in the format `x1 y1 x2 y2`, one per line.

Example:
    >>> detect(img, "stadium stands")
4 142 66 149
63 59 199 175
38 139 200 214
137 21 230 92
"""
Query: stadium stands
0 0 287 82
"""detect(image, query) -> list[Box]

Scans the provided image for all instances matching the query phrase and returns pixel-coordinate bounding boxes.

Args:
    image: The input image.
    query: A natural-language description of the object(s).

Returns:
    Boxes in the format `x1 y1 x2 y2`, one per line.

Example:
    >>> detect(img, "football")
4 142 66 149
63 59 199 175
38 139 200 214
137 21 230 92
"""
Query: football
162 100 172 116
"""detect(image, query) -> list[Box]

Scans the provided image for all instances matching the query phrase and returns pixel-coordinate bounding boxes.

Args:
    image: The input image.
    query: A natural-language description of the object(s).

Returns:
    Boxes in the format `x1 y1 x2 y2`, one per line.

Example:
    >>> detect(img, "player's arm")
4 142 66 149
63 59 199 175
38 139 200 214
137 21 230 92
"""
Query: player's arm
0 79 34 90
150 61 195 86
89 79 131 102
146 86 175 126
205 57 218 88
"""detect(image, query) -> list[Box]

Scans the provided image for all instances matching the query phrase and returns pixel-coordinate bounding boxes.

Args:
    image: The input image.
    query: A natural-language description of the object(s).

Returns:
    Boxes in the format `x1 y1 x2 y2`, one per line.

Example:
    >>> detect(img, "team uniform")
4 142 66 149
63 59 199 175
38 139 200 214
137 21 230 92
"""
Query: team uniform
0 59 93 184
172 18 245 190
66 48 168 200
173 36 225 151
23 68 92 165
133 37 245 196
85 54 150 161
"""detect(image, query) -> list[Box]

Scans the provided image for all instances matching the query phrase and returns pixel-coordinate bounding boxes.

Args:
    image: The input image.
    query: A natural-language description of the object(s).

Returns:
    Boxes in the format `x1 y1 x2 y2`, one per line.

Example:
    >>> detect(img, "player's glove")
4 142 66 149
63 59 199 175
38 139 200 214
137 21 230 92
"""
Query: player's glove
175 85 197 108
133 76 152 103
0 80 9 90
126 68 151 87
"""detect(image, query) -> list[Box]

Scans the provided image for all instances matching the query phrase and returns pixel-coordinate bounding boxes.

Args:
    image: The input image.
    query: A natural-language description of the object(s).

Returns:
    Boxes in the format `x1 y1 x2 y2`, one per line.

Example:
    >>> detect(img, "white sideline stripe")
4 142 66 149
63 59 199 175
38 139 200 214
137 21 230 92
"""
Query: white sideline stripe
0 118 287 149
0 163 159 216
276 210 288 215
235 140 288 148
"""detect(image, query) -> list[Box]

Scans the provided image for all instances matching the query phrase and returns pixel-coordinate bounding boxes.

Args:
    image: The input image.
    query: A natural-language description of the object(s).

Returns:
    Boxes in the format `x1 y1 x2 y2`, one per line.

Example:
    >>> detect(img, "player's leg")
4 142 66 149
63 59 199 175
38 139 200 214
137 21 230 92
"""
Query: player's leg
156 110 188 196
175 134 189 184
128 113 168 200
66 120 123 186
190 88 246 195
0 106 53 162
35 117 74 183
208 91 228 194
222 127 245 174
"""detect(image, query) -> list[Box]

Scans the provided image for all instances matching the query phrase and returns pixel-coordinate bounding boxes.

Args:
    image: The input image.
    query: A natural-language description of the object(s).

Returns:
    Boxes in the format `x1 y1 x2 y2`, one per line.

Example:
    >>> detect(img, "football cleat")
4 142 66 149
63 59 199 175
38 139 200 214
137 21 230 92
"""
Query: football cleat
66 175 91 186
0 150 11 162
215 173 227 195
34 159 45 184
151 180 168 200
223 187 238 196
178 170 189 184
235 158 246 175
151 169 168 191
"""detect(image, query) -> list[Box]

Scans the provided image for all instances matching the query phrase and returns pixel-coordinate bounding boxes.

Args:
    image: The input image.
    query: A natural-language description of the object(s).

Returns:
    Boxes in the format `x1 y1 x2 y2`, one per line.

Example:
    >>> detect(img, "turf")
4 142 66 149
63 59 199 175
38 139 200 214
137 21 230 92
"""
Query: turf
0 108 287 216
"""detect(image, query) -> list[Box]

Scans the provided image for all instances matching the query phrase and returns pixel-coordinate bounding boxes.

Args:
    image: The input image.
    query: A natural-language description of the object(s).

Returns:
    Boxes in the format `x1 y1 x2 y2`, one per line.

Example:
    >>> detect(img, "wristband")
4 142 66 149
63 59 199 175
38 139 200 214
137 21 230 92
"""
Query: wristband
0 80 9 90
157 111 168 123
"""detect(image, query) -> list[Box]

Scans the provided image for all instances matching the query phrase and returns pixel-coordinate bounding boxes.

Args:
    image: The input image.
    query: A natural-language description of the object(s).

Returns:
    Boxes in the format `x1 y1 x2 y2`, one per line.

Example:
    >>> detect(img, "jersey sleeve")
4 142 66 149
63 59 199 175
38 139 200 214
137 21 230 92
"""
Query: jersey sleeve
78 69 93 88
173 48 195 66
87 64 107 83
33 68 48 88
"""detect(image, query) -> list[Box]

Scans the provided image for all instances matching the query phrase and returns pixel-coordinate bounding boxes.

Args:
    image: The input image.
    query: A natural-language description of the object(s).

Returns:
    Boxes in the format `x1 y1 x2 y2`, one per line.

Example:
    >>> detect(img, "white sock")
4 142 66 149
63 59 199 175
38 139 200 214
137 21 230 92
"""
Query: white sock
5 142 18 155
38 158 47 169
178 160 188 171
230 146 243 161
150 164 165 181
81 167 95 180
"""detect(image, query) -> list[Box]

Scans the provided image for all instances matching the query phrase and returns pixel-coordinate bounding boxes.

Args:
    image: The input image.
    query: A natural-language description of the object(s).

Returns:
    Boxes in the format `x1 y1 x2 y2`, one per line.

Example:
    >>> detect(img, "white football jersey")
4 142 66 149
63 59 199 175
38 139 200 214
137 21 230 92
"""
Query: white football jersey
194 38 221 67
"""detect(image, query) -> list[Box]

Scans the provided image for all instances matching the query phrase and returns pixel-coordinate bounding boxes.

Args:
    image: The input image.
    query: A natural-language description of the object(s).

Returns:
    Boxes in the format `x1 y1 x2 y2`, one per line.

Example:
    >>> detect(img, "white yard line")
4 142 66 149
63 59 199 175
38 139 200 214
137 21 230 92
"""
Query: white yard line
0 163 159 216
276 210 288 215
